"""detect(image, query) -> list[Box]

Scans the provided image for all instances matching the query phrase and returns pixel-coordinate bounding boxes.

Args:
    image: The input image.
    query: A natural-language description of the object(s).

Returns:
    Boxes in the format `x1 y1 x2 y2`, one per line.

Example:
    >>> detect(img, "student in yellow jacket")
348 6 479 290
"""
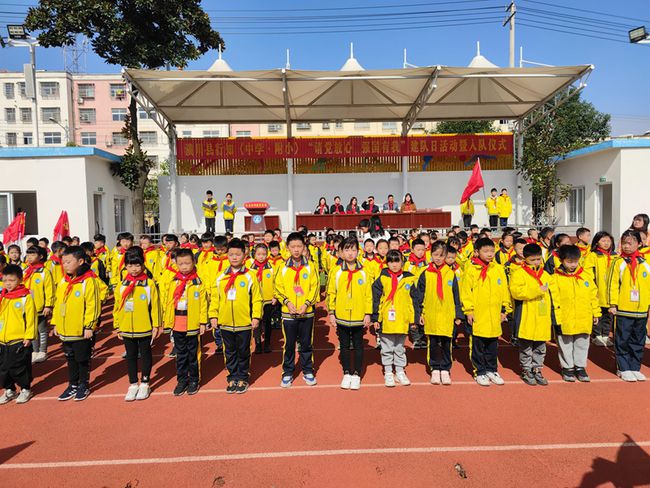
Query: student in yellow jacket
585 231 617 346
113 247 162 401
575 227 592 264
46 241 67 290
460 238 511 387
327 237 373 390
404 238 429 350
140 236 161 278
371 250 417 388
607 230 650 382
485 188 499 229
509 243 560 386
209 239 262 394
23 246 54 364
268 242 284 271
51 247 102 402
248 244 277 355
460 198 475 228
274 233 320 388
414 241 463 385
0 265 37 404
496 188 513 228
93 234 109 269
554 245 600 383
110 233 134 289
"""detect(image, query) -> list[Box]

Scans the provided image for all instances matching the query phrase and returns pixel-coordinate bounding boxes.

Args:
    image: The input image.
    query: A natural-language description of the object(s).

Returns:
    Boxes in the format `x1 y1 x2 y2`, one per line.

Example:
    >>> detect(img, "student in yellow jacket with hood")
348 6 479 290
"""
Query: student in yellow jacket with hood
584 231 617 346
23 246 54 363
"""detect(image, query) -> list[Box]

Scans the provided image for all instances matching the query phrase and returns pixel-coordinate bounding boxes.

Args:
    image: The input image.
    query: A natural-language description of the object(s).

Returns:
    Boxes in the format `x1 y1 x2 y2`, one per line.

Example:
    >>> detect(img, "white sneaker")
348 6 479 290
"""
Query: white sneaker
486 372 505 385
395 371 411 386
34 352 47 363
592 336 607 347
125 383 139 401
604 336 614 347
475 375 490 387
646 336 650 345
303 373 317 386
136 382 151 400
31 352 38 364
430 370 441 385
280 376 293 388
0 389 17 405
632 371 646 382
16 389 33 404
340 374 352 390
618 371 637 382
384 372 396 387
349 374 361 390
440 370 452 385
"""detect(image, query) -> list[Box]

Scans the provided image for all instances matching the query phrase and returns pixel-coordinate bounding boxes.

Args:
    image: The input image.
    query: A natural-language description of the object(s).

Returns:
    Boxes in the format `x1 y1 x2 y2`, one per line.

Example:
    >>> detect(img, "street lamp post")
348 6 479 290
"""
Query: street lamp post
48 117 70 144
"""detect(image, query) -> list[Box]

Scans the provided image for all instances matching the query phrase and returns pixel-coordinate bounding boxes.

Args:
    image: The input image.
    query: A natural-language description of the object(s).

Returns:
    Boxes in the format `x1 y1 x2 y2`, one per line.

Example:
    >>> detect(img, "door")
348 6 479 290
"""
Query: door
0 192 13 231
598 183 612 234
93 194 104 235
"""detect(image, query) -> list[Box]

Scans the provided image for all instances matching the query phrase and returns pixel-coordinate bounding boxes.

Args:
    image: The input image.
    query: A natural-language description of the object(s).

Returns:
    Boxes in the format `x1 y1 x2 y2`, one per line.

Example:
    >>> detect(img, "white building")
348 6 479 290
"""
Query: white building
555 138 650 238
0 147 131 243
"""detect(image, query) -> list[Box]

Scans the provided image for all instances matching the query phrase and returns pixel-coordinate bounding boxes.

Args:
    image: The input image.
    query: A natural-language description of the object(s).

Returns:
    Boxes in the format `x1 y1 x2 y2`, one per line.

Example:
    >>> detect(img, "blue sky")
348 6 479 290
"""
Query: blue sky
1 0 649 135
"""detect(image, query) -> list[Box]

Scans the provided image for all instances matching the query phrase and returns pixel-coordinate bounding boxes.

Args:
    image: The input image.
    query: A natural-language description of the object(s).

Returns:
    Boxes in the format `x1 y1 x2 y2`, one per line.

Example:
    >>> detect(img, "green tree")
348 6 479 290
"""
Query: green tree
432 120 496 134
518 90 611 217
25 1 223 234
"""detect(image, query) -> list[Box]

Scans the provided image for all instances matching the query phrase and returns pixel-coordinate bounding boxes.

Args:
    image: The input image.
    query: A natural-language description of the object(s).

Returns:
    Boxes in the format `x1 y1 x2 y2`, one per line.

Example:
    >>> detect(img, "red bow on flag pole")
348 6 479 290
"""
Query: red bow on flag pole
2 212 26 244
53 211 71 241
460 158 485 204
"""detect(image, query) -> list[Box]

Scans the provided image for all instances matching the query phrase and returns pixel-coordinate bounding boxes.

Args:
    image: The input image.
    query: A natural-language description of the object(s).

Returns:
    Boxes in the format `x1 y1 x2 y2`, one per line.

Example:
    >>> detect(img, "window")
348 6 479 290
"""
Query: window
147 155 159 164
20 108 32 123
5 108 16 123
110 83 126 99
138 108 154 119
43 132 62 144
267 124 282 133
382 122 397 131
412 122 425 129
202 130 219 138
568 187 585 225
40 81 60 98
114 197 127 233
41 107 61 123
112 108 127 122
139 131 157 144
79 108 96 124
81 132 96 145
182 130 192 137
335 121 344 129
0 192 38 234
322 122 330 130
23 132 33 145
6 132 17 146
112 132 128 145
77 83 95 99
354 122 370 130
4 83 15 99
17 82 26 97
235 130 251 137
296 123 311 130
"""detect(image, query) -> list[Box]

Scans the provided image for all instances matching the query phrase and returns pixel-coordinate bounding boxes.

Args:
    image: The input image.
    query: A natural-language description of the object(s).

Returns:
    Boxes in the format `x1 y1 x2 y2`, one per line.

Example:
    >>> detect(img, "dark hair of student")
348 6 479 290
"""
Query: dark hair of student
590 231 616 253
62 236 73 244
207 190 213 195
576 227 590 238
385 249 404 263
213 235 228 248
375 239 389 248
430 240 446 254
124 246 145 266
358 218 370 229
512 231 523 240
558 244 581 261
480 227 491 234
630 213 649 233
190 234 199 243
3 264 23 280
341 236 359 251
253 243 269 254
120 232 135 242
39 237 50 245
180 233 190 240
331 234 344 246
474 237 496 251
490 187 497 193
264 229 274 237
514 238 528 247
162 233 179 244
540 227 554 240
26 237 39 247
62 245 86 261
347 230 357 239
200 233 214 243
0 254 6 265
621 229 642 244
80 242 95 254
551 233 569 249
523 243 543 258
7 244 20 254
51 241 67 253
227 238 247 253
286 232 305 245
368 215 385 238
445 244 457 255
388 236 400 245
226 192 232 198
174 248 195 261
457 231 468 243
527 228 537 236
363 238 374 246
268 241 280 250
470 224 479 230
447 236 461 248
139 234 152 243
411 238 425 249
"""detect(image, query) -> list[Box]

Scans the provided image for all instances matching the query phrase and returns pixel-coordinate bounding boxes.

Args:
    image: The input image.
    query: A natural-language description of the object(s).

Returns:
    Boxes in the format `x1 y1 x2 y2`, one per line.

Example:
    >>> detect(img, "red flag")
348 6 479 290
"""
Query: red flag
460 159 484 204
53 211 71 242
2 212 26 244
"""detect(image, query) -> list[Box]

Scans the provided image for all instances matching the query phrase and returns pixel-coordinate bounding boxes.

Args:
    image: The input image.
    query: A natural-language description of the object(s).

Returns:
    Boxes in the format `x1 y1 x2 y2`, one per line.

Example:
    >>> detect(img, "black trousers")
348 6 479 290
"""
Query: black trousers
462 214 472 228
221 329 252 382
205 217 215 234
282 317 314 376
224 219 234 233
470 335 498 376
62 339 92 386
254 303 274 346
614 315 648 372
337 325 364 375
0 343 32 390
172 331 200 385
489 215 499 230
427 335 452 371
123 336 153 384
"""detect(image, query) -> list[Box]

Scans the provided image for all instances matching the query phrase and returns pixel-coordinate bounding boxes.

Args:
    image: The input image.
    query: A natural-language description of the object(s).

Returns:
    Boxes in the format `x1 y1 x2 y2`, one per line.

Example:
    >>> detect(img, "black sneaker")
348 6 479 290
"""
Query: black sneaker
254 341 263 355
533 369 548 386
58 384 78 401
575 368 591 383
215 345 223 354
173 382 188 396
187 382 200 395
561 368 576 382
511 337 519 346
74 384 90 401
226 381 237 394
235 381 249 394
521 370 537 386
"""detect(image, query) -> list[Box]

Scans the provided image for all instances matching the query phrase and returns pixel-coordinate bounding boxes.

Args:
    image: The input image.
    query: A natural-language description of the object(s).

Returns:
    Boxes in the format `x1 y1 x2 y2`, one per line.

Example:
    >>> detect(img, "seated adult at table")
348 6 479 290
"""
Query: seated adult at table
346 196 360 214
361 196 380 214
401 193 417 213
330 195 345 215
314 197 330 215
362 215 391 244
382 194 399 212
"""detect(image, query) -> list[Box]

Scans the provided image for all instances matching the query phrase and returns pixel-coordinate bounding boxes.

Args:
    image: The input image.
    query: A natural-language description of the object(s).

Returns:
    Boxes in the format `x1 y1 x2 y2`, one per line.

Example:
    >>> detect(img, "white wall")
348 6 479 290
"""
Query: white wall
159 169 532 233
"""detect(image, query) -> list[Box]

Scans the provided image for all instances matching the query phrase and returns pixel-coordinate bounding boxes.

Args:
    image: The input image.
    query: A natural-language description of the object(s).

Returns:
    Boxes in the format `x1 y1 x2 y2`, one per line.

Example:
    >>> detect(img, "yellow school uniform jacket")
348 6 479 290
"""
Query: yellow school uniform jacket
110 249 128 288
460 261 511 338
327 263 373 326
157 251 179 285
555 267 600 335
113 277 161 337
249 261 276 304
161 275 208 334
361 255 384 284
460 199 475 216
543 250 561 275
403 256 429 278
457 241 475 267
51 271 102 341
46 257 64 289
308 245 321 270
23 265 55 314
485 196 499 216
509 265 560 342
607 255 650 317
576 242 592 265
94 246 110 268
495 246 515 266
202 199 217 218
414 264 462 337
585 249 616 308
274 258 320 320
195 249 216 271
209 268 263 331
497 195 513 218
0 291 37 345
142 247 161 277
268 255 284 272
371 269 417 334
321 251 338 275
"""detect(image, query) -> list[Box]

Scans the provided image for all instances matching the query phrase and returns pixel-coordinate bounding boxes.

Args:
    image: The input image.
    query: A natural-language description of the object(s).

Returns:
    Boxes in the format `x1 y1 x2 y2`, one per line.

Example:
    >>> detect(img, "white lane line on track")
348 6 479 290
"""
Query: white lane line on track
1 440 648 469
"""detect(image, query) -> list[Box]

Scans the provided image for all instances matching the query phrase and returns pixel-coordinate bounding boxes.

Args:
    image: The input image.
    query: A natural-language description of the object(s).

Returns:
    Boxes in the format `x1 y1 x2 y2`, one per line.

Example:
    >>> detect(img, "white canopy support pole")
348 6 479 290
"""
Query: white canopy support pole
167 126 180 233
401 156 409 200
282 68 294 232
515 130 523 227
401 66 440 136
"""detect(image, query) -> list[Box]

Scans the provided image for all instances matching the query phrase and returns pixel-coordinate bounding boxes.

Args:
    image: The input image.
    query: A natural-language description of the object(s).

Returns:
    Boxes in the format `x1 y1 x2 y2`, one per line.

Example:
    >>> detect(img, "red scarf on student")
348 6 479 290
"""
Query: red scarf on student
164 252 176 274
386 270 403 303
119 272 149 310
0 285 30 309
426 263 445 300
117 248 128 269
224 268 247 293
23 263 44 283
94 246 108 257
521 264 544 286
345 264 361 291
269 256 283 266
620 251 641 285
63 270 96 300
290 261 305 285
197 247 215 264
172 270 198 307
596 247 614 267
408 254 427 267
399 243 411 253
213 255 228 273
253 260 268 283
471 258 489 281
526 238 537 245
555 267 585 281
50 255 62 266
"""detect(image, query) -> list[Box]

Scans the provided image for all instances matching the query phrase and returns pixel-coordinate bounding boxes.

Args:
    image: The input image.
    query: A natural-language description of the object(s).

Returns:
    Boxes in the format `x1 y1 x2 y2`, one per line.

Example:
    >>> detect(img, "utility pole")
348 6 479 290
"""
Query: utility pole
503 2 516 68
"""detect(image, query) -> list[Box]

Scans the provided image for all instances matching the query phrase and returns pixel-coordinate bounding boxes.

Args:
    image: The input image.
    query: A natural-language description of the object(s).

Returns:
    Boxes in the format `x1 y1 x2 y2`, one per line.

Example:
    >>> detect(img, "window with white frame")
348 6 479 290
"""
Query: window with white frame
335 121 344 129
354 122 370 130
6 132 17 146
40 82 60 98
17 82 26 97
112 132 128 145
20 108 32 123
4 83 15 99
79 108 96 124
81 132 96 145
182 130 192 137
567 186 585 225
23 132 33 145
110 83 126 99
114 197 127 232
202 130 219 138
382 121 397 131
322 122 330 130
77 83 95 99
267 124 282 133
139 131 157 144
296 123 311 130
235 130 251 137
138 108 154 119
41 107 61 123
43 132 62 144
5 108 16 123
112 108 127 122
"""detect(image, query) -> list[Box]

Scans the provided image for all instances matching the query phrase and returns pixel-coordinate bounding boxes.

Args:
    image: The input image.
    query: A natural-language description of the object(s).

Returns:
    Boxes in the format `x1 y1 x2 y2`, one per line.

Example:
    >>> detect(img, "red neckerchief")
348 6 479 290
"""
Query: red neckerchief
269 255 283 266
344 263 361 291
551 250 559 259
180 242 192 249
172 270 198 307
198 247 215 264
252 260 268 282
119 273 149 310
24 263 44 283
388 202 394 211
224 267 247 293
596 247 614 267
290 260 305 285
318 205 326 215
0 285 30 310
526 238 537 245
522 264 545 287
363 252 376 261
471 258 490 281
426 263 446 300
577 242 589 255
94 246 108 257
408 254 427 267
213 254 228 273
349 205 357 213
460 242 471 254
164 251 177 273
117 247 128 269
620 251 641 286
555 267 584 281
63 270 96 300
449 262 459 272
399 243 410 253
386 270 403 303
50 255 62 265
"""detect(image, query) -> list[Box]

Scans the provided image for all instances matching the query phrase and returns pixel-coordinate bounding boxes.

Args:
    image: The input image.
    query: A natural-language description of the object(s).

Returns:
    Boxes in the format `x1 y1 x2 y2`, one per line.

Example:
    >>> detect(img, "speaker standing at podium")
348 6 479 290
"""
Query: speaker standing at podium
221 193 237 234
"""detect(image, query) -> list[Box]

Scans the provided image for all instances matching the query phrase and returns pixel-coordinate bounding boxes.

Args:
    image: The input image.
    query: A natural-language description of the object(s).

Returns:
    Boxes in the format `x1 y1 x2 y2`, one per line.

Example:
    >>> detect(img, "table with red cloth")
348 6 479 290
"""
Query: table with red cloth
296 210 451 231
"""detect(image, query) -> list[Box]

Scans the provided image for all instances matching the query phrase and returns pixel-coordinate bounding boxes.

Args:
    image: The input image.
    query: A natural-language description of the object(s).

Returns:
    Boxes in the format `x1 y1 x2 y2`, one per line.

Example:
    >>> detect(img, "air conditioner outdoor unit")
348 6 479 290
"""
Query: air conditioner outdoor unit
77 97 84 104
106 141 113 147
